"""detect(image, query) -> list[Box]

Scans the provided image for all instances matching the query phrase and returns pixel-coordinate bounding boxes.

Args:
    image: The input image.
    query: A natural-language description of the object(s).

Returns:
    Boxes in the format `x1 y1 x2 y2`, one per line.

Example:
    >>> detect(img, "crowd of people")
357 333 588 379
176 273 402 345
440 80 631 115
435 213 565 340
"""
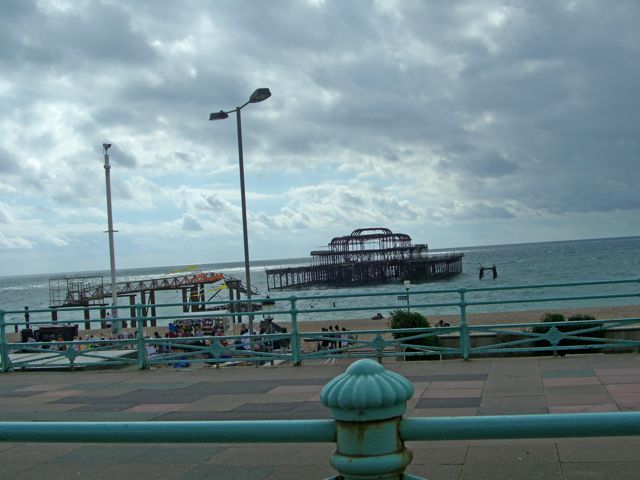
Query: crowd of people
317 324 354 352
18 318 356 363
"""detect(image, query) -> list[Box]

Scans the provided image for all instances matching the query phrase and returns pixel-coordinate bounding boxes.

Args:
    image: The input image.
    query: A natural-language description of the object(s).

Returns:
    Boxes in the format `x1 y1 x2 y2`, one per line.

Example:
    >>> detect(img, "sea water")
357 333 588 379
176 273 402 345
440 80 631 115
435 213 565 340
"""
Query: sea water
0 236 638 325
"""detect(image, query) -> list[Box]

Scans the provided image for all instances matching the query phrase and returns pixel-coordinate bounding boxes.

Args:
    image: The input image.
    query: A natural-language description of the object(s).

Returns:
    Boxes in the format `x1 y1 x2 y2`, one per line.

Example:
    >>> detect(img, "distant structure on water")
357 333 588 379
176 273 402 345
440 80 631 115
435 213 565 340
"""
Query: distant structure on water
265 227 464 290
478 264 498 280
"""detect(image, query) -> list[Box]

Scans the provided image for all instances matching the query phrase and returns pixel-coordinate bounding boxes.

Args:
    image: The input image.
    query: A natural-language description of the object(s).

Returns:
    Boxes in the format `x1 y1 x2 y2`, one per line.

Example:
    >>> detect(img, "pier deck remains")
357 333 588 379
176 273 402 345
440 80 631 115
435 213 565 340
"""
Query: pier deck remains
47 272 257 327
266 227 464 290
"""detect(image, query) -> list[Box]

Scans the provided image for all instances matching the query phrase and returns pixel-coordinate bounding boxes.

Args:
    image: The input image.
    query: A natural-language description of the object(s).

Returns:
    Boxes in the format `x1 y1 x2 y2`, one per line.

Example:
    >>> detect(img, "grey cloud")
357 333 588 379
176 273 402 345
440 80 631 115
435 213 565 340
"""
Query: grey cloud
181 214 203 231
104 145 137 169
0 1 156 70
451 202 516 221
201 194 228 212
0 147 20 174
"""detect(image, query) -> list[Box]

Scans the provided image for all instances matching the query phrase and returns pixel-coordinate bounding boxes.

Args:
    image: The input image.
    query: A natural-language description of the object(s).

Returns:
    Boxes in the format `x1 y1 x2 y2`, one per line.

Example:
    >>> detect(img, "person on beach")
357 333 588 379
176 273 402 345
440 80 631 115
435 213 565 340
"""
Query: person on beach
240 326 251 350
328 325 335 350
340 328 349 349
320 328 329 351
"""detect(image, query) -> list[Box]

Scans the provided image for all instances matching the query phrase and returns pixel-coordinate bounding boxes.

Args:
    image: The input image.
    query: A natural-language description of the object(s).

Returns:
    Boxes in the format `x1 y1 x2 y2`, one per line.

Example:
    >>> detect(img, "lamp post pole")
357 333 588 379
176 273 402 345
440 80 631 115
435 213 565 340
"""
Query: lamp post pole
210 88 271 337
404 280 411 312
235 106 253 332
103 143 120 333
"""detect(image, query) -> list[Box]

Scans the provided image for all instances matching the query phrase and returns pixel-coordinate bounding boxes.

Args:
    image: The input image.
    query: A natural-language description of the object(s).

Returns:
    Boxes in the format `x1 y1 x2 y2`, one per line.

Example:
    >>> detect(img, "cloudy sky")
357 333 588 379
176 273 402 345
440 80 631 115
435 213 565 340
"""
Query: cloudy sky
0 0 638 276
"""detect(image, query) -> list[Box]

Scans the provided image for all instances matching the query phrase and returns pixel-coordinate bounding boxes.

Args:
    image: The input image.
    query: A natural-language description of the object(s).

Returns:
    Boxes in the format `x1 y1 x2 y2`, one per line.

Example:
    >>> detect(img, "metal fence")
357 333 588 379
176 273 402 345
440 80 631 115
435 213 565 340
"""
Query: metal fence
1 278 639 371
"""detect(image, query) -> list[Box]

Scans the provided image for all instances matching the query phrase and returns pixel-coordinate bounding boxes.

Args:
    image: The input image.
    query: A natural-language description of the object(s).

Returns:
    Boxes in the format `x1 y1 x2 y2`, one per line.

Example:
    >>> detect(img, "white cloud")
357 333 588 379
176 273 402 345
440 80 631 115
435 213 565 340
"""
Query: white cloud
0 232 33 249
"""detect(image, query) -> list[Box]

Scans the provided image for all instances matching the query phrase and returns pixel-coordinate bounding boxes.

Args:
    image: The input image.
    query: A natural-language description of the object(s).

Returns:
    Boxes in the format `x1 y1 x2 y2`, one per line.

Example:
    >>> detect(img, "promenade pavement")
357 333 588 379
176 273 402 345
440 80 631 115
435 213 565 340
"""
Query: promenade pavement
1 353 640 479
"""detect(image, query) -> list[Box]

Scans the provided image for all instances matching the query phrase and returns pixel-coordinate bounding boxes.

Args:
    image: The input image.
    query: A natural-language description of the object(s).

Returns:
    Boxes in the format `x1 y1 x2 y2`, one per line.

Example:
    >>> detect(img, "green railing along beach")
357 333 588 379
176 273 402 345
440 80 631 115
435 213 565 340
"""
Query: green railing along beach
1 278 639 370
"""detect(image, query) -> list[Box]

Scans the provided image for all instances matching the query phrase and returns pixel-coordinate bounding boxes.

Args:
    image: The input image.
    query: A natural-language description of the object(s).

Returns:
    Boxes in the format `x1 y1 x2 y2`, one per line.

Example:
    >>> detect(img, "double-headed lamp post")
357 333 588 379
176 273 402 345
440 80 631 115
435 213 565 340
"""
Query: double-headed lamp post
103 143 120 333
210 88 271 336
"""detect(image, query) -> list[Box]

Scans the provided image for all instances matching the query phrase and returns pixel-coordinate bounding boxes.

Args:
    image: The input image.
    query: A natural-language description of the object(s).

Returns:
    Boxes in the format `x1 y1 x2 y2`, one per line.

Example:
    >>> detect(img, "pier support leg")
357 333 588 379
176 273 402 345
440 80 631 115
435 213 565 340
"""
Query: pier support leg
181 288 189 313
129 295 137 329
228 284 236 323
149 290 157 327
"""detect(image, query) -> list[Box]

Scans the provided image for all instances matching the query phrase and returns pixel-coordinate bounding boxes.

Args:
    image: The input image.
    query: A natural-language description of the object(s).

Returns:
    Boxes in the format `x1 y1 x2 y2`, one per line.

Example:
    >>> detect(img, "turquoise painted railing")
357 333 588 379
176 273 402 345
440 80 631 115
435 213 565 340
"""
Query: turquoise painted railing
1 278 639 371
2 358 640 479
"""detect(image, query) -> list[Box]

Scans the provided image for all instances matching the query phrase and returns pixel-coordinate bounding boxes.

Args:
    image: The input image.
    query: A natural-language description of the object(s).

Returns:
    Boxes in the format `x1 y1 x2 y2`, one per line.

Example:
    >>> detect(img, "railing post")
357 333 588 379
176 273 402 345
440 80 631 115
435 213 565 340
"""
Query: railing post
0 309 10 372
459 287 470 361
320 359 420 480
136 305 147 370
289 297 301 366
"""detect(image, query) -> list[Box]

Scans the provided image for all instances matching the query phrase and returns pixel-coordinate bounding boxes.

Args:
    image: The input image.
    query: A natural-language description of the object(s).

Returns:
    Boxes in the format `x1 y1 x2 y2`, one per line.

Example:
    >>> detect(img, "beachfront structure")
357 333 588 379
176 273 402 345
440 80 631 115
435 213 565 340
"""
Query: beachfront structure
265 227 464 290
47 272 258 327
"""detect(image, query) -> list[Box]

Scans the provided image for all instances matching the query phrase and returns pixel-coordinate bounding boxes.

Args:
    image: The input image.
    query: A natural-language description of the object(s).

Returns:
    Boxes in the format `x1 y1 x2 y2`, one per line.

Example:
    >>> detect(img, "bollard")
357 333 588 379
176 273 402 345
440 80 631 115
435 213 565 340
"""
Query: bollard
320 359 422 480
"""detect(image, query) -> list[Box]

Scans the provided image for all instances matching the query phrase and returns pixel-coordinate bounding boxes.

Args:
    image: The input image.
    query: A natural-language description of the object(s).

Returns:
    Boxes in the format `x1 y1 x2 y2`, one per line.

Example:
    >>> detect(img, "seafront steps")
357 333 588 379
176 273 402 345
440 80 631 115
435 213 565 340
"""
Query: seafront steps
1 277 640 371
3 357 640 478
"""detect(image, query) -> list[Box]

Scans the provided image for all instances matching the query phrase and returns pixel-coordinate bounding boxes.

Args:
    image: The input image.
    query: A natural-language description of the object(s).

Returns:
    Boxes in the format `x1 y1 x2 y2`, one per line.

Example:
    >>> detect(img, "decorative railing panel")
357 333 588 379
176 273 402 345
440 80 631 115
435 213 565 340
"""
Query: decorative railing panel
1 278 639 371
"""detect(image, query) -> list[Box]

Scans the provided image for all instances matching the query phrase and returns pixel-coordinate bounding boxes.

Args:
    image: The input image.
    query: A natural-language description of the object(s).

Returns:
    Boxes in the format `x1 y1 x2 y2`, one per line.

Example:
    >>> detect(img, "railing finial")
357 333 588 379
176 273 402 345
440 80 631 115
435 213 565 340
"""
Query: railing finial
320 359 420 479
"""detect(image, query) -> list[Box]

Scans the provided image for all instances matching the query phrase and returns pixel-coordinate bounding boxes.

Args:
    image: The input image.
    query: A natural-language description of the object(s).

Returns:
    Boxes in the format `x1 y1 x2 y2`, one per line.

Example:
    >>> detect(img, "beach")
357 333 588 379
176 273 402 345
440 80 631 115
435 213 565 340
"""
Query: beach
289 304 640 333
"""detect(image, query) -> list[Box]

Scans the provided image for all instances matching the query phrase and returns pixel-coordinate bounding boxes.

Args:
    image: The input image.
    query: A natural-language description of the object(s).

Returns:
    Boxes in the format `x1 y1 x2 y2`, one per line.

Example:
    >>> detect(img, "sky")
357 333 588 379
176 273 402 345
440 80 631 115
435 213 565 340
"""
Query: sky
0 0 639 276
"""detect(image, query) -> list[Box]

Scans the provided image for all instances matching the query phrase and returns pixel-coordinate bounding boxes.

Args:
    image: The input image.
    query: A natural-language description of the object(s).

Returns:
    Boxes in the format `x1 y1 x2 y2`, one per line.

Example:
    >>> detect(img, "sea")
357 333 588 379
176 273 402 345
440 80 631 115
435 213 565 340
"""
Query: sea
1 236 639 326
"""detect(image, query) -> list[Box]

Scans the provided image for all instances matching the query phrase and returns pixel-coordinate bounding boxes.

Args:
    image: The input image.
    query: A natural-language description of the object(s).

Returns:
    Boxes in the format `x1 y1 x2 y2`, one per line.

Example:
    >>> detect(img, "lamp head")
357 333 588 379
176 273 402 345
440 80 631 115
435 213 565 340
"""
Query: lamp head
102 143 112 151
249 88 271 103
209 110 229 121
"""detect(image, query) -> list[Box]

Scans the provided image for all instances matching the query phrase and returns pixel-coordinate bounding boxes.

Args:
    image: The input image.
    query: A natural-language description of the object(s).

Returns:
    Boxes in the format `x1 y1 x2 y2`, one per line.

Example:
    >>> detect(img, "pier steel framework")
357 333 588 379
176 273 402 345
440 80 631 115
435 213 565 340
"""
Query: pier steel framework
266 227 464 290
48 272 258 327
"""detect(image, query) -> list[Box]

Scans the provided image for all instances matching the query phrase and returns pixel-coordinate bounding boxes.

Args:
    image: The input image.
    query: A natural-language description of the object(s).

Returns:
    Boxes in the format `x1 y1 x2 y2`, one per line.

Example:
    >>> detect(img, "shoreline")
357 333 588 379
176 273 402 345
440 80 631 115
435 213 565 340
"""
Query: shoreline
287 304 640 333
7 304 640 342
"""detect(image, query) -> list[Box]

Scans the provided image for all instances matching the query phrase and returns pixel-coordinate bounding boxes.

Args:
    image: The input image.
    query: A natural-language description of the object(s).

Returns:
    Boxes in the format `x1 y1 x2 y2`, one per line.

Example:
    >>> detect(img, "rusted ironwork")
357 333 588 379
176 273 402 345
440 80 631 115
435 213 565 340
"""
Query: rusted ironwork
266 227 464 290
49 272 257 308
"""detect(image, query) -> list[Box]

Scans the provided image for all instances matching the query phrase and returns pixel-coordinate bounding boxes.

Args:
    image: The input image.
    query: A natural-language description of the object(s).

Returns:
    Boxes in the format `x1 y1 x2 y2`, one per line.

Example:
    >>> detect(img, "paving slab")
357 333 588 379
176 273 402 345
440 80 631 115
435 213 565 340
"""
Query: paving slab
1 353 640 479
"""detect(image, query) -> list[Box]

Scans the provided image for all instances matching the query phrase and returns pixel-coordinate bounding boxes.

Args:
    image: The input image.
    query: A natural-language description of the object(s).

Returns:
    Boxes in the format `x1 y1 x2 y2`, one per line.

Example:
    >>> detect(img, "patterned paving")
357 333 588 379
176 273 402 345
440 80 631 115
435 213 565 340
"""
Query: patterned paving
1 354 640 479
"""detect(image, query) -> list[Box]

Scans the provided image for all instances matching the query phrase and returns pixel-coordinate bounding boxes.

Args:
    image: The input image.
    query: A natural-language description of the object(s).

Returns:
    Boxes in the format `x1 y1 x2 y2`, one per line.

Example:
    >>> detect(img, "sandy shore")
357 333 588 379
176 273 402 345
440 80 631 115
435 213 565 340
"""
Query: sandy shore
289 304 640 333
7 304 640 342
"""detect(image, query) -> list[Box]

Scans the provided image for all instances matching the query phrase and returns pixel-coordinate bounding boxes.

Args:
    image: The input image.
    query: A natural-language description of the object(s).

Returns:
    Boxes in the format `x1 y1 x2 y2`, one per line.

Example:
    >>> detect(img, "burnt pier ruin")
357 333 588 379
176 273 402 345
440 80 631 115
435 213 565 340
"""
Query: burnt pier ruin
265 227 464 290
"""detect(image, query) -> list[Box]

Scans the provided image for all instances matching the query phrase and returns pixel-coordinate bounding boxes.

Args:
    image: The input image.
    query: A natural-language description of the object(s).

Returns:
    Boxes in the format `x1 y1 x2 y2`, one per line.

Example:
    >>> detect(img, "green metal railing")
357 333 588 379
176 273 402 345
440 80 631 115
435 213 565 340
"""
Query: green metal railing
1 278 639 371
2 358 640 479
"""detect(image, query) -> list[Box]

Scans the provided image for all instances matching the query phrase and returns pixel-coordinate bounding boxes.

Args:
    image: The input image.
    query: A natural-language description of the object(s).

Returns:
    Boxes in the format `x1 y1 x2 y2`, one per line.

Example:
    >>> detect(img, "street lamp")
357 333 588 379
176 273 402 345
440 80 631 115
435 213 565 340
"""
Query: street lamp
103 143 120 333
209 88 271 336
403 280 411 311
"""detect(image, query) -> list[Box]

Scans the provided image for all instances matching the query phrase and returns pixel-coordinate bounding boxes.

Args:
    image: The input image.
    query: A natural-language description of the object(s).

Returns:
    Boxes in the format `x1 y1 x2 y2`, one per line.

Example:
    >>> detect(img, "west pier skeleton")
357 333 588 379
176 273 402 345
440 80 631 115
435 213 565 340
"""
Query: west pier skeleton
265 227 464 290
